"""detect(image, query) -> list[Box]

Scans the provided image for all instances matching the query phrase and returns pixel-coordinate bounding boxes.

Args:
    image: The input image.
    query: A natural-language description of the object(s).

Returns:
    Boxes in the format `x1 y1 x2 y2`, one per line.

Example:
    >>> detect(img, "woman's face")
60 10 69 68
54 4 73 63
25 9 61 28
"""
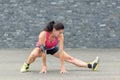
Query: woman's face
53 29 64 37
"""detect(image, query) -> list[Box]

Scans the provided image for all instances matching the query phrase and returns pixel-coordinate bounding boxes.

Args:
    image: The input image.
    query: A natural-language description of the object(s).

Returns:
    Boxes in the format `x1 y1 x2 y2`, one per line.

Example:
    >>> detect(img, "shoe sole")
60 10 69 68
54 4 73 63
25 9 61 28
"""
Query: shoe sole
93 63 98 71
93 57 99 71
21 69 29 73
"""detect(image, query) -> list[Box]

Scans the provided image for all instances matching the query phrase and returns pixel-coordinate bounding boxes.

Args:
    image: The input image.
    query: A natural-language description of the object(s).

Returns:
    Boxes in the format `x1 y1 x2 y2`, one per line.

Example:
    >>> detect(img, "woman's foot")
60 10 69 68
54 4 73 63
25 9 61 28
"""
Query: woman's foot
20 63 29 73
89 56 99 71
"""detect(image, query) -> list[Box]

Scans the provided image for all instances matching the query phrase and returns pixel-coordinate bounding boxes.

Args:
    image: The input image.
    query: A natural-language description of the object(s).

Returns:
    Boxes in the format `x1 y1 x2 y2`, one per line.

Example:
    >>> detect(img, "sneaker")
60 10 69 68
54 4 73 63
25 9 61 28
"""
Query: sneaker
20 63 29 73
89 56 99 71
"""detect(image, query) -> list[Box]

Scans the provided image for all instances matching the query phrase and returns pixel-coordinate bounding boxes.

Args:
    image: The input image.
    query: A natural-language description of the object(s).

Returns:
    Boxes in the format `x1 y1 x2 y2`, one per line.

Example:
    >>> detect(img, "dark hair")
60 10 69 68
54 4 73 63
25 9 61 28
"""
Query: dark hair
44 21 64 32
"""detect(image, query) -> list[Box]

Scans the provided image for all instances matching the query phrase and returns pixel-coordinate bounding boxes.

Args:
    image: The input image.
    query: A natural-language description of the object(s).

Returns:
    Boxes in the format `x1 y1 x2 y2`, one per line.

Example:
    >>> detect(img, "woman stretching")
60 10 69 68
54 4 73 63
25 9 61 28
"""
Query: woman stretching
20 21 99 74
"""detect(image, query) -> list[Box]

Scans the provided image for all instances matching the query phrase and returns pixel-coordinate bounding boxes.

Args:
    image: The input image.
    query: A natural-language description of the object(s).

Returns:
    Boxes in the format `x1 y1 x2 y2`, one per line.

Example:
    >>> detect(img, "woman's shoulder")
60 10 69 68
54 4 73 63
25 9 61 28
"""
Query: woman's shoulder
40 31 47 35
39 31 47 38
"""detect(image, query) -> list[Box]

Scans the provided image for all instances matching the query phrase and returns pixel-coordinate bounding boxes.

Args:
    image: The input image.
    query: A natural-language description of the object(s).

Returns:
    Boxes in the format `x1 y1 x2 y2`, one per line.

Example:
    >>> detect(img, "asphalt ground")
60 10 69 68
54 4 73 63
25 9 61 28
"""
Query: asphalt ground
0 48 120 80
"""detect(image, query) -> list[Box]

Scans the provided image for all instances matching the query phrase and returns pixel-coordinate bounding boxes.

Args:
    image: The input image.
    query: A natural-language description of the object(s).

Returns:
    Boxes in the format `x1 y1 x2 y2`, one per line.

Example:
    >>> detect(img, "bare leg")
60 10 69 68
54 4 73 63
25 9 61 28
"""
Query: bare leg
54 51 88 67
26 47 47 73
21 47 43 72
26 47 42 64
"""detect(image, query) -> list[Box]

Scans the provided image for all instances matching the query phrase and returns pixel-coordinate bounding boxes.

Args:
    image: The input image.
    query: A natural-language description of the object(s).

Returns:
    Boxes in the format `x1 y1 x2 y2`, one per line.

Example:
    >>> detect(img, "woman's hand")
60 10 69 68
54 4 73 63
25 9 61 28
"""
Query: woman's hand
40 66 47 74
60 66 67 74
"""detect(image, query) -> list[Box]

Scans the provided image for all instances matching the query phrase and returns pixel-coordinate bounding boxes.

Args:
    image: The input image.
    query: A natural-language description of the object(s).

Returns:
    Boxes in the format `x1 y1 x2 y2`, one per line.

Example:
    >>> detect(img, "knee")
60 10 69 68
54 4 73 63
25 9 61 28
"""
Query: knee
66 56 74 62
30 52 39 58
30 48 41 57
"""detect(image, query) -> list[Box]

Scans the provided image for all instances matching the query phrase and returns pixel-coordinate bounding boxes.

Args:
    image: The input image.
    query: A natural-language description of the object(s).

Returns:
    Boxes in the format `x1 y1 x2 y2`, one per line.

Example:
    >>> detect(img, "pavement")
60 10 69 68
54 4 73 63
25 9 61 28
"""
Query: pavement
0 48 120 80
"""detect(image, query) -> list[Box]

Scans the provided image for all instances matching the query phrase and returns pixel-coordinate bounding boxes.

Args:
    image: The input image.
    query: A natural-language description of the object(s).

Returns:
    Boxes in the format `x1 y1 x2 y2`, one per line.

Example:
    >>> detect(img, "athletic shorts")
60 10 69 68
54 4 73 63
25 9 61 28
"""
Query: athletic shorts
47 46 59 55
36 43 59 55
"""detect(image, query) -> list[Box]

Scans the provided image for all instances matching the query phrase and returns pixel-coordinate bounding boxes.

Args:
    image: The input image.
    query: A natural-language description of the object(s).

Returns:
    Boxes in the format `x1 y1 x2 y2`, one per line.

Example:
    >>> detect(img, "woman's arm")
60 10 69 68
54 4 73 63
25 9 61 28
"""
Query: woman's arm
38 31 47 73
59 34 66 73
39 31 46 54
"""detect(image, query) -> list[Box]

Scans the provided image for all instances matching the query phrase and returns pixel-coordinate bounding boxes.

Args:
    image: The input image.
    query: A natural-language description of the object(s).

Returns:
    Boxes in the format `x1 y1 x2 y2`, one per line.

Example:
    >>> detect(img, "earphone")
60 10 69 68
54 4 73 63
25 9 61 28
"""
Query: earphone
53 28 56 37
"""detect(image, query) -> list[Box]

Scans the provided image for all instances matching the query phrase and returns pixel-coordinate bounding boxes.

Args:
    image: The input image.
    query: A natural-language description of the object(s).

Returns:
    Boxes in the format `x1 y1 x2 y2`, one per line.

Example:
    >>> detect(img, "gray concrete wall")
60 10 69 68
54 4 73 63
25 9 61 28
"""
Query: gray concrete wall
0 0 120 48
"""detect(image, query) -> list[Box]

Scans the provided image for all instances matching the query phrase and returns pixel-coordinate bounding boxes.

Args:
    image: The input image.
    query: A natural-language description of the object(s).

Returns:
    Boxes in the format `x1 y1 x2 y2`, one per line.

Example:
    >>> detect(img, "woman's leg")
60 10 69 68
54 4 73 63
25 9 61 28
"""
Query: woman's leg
54 51 88 67
21 47 42 72
54 51 99 71
26 47 42 64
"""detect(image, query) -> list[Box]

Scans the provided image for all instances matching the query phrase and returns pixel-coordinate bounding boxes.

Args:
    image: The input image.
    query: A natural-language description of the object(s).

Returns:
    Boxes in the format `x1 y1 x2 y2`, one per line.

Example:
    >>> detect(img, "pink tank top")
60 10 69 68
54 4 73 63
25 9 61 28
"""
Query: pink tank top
36 31 59 50
45 31 58 49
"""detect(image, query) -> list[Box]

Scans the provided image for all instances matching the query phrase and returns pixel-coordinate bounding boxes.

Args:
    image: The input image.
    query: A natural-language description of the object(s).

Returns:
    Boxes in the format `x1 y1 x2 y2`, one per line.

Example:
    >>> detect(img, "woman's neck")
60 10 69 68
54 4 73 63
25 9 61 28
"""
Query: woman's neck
48 32 56 42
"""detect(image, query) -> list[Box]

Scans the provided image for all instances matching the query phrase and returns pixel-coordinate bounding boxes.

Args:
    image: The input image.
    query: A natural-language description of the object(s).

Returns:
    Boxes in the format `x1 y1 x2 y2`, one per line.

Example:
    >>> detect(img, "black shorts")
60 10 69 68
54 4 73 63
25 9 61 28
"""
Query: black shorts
47 46 59 55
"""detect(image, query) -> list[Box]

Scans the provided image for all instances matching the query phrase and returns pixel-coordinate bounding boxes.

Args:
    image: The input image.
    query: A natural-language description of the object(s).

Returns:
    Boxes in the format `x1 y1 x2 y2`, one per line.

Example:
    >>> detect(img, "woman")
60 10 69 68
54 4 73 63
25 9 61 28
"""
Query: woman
20 21 99 74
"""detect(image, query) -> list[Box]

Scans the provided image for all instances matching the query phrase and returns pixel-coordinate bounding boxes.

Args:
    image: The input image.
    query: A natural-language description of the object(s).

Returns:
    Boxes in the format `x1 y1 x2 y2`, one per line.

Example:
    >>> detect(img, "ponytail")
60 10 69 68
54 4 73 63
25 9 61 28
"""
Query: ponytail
44 21 55 32
43 21 64 32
